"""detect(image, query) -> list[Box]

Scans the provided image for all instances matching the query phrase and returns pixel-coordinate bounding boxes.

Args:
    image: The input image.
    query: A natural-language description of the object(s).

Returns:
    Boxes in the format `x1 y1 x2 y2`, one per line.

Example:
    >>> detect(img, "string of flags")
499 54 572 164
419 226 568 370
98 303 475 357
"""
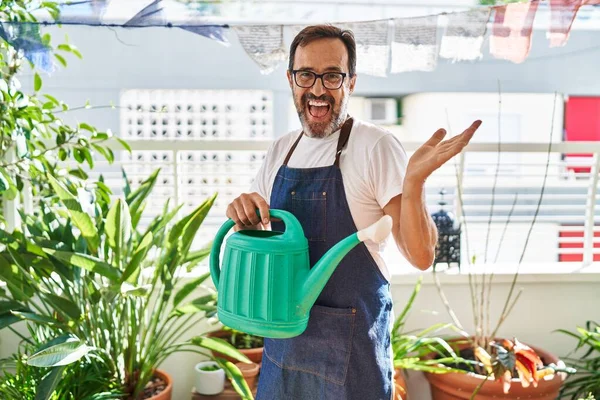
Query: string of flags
0 0 598 76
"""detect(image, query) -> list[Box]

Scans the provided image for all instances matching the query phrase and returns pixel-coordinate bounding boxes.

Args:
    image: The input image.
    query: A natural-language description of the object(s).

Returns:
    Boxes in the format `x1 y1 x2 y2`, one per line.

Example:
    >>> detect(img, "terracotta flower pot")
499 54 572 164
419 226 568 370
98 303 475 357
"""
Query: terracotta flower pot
236 362 260 389
207 330 264 364
393 368 409 400
145 369 173 400
424 340 564 400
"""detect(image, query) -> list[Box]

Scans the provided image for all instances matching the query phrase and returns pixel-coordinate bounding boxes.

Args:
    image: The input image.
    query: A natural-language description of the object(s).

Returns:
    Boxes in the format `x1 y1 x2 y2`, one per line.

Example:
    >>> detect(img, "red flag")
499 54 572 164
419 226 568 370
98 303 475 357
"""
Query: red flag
490 1 539 63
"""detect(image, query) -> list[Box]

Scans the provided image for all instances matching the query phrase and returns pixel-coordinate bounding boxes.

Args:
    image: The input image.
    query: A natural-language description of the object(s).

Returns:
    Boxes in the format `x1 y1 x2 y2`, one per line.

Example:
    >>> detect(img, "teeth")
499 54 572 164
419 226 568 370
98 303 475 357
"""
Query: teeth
308 101 329 107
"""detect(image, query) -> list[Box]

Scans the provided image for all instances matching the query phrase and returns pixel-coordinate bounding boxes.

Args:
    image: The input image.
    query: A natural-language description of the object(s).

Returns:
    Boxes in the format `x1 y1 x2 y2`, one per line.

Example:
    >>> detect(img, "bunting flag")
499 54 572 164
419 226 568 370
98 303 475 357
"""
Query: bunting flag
391 15 439 73
548 0 583 47
439 8 491 62
0 22 54 74
234 25 287 74
123 0 165 26
0 1 595 76
337 20 390 77
490 1 539 63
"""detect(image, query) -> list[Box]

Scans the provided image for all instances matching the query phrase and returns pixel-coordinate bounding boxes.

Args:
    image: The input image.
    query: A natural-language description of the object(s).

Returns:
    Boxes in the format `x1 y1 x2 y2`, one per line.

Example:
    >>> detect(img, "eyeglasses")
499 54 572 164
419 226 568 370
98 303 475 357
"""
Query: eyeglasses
291 70 347 90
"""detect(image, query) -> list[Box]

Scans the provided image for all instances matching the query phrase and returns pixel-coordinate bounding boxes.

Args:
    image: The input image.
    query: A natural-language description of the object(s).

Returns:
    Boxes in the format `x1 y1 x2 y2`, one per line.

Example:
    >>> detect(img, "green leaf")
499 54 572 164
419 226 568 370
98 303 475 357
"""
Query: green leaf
0 300 28 314
79 122 94 132
172 294 217 316
92 143 114 163
43 293 81 321
215 359 253 399
28 336 90 367
0 169 9 193
122 168 132 198
173 272 211 308
34 73 42 91
43 94 60 106
116 137 131 153
11 311 60 326
54 53 67 67
43 249 121 281
127 169 160 228
68 168 88 180
47 175 99 253
191 336 251 363
105 199 132 268
120 282 151 297
35 366 66 400
167 194 217 271
121 231 153 284
184 246 212 264
0 313 22 330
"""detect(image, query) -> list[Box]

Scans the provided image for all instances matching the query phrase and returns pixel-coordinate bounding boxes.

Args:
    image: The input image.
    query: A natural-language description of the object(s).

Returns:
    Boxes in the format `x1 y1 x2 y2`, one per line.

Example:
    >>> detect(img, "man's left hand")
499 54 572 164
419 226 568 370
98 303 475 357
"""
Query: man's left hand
405 120 482 184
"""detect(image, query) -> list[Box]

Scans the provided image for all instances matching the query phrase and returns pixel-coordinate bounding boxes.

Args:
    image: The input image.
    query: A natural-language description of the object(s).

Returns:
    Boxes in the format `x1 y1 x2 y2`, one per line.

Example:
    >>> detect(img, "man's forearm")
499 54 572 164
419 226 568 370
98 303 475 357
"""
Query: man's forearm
397 180 438 270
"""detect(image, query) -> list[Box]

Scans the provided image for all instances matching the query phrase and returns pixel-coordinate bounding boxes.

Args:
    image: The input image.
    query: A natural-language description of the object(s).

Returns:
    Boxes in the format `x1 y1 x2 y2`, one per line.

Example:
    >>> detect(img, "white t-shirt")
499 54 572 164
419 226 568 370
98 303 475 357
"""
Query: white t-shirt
250 118 408 281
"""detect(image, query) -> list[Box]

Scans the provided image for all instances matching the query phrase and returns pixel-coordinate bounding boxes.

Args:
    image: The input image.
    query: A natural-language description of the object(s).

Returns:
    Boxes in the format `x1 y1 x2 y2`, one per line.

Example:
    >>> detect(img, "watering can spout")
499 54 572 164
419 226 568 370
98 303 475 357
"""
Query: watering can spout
297 215 393 315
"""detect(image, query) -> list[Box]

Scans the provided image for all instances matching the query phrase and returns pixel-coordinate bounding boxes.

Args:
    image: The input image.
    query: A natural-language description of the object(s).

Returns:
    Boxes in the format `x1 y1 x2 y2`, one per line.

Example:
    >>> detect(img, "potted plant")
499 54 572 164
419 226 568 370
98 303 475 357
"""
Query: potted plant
391 275 471 400
235 362 260 390
208 326 264 365
557 321 600 400
422 104 573 399
194 361 226 395
0 170 254 399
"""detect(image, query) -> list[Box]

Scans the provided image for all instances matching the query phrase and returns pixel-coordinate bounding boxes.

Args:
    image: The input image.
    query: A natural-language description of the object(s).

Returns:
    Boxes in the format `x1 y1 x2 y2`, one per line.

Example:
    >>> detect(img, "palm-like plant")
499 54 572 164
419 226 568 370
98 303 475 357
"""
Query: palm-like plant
392 276 468 374
0 169 253 399
558 321 600 400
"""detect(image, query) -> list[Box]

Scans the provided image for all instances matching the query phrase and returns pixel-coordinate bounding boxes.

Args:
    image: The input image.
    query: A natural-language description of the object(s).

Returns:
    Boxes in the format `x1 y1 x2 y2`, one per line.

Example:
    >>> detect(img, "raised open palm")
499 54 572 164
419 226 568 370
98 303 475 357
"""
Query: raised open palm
406 120 482 183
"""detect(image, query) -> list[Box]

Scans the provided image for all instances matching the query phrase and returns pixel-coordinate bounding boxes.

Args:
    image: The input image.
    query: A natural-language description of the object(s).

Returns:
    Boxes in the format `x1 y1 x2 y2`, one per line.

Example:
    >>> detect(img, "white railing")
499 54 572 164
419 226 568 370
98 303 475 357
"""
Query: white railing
4 140 600 269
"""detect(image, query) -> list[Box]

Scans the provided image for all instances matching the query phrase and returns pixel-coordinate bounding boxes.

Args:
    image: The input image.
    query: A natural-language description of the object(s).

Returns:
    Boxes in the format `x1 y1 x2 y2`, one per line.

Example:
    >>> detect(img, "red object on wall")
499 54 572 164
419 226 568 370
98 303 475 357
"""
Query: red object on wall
564 96 600 173
558 227 600 262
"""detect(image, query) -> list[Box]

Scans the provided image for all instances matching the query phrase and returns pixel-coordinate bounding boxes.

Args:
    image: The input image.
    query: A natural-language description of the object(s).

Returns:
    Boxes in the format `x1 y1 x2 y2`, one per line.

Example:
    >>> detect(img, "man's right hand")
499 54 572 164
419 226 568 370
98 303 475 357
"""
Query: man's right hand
226 192 271 231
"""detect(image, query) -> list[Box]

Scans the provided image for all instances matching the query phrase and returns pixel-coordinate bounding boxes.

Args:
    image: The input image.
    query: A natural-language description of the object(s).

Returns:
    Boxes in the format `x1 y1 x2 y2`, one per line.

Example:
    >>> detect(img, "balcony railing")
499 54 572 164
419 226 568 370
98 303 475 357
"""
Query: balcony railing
4 140 600 270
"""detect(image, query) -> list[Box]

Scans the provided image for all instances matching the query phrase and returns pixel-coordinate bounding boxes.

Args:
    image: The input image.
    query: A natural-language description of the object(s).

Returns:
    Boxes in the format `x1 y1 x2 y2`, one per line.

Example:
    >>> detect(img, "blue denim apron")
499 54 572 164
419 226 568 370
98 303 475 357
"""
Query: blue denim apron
256 118 393 400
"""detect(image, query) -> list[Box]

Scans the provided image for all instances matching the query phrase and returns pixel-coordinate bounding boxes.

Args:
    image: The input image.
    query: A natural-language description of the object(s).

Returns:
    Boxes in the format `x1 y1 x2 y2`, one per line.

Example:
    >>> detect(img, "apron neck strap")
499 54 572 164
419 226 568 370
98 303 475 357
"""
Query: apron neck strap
282 117 354 167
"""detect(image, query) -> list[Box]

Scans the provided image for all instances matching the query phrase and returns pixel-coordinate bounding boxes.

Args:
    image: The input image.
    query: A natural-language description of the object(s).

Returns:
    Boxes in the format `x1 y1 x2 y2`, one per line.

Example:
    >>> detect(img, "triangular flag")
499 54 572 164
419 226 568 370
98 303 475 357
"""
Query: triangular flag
440 8 491 62
391 15 439 73
0 22 55 74
337 20 390 77
490 1 539 63
124 0 165 26
234 25 287 75
546 0 600 47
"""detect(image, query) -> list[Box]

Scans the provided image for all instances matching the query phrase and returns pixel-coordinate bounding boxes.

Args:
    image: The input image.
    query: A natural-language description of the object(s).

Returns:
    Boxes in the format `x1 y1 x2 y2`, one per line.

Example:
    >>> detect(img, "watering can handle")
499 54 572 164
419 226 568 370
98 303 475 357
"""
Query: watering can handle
209 209 304 288
209 219 236 288
256 209 305 242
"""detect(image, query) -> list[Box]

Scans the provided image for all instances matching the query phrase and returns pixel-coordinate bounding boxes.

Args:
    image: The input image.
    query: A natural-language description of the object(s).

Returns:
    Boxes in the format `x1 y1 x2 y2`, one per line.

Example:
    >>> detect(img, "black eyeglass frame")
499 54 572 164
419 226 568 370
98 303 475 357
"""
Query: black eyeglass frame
291 70 349 90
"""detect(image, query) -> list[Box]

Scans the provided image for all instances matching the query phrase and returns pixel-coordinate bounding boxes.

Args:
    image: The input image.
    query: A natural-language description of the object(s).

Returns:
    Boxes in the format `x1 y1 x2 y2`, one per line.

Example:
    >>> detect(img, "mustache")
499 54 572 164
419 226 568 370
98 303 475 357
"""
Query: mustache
302 93 335 107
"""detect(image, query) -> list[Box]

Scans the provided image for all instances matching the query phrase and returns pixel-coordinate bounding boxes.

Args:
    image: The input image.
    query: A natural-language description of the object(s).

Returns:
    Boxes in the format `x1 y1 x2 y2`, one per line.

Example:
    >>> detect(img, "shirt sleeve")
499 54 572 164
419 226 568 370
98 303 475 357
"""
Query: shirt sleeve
368 133 409 209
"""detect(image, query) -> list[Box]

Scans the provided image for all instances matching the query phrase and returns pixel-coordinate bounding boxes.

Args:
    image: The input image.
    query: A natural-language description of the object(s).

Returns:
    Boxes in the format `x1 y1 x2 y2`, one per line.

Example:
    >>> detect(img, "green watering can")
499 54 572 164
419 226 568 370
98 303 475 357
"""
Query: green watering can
209 209 392 338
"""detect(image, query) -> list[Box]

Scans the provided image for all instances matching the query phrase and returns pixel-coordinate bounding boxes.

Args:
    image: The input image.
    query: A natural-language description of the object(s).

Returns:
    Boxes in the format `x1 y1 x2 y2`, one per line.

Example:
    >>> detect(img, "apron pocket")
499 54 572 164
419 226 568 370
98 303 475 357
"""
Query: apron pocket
291 191 327 242
265 304 356 385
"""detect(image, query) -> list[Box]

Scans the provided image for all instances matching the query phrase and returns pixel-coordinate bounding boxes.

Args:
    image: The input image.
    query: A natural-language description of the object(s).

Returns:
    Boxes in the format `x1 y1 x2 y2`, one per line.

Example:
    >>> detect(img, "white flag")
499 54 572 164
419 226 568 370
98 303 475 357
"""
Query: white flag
234 25 287 75
439 9 491 62
391 15 439 73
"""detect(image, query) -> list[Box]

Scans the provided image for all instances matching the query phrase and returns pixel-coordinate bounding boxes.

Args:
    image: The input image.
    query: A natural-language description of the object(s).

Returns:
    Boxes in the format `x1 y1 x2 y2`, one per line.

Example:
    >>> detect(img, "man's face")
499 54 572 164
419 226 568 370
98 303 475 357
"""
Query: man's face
287 38 356 138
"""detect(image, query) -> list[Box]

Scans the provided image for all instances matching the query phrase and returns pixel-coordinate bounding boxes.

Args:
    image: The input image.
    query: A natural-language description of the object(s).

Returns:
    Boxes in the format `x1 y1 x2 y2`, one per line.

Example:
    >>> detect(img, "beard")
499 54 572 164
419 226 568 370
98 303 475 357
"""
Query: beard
294 91 349 139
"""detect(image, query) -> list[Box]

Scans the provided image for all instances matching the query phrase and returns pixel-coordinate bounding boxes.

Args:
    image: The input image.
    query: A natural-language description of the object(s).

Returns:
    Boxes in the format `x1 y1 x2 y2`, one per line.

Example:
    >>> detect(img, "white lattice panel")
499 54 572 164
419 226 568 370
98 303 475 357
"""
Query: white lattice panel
120 89 274 140
178 150 266 246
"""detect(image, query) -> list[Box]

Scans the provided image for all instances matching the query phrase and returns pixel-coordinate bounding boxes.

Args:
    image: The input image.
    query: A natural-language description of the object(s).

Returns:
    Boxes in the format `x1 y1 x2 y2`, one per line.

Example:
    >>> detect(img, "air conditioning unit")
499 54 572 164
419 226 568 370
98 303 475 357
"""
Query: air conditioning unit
364 98 398 125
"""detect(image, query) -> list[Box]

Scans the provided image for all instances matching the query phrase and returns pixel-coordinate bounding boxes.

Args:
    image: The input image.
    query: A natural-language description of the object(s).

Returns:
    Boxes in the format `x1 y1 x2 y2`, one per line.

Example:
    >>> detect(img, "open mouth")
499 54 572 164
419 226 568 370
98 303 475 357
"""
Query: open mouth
307 100 331 120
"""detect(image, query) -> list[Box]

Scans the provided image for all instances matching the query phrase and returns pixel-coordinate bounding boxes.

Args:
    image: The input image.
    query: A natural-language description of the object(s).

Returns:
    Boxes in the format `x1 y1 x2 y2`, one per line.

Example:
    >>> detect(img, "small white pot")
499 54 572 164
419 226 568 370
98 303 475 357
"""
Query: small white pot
194 361 225 395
